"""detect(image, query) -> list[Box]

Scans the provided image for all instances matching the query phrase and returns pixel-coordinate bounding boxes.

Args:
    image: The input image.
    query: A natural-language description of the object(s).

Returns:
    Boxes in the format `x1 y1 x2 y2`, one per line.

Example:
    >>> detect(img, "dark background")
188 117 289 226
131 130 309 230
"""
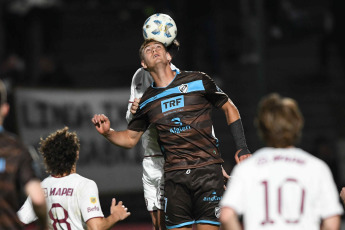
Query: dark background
1 0 345 225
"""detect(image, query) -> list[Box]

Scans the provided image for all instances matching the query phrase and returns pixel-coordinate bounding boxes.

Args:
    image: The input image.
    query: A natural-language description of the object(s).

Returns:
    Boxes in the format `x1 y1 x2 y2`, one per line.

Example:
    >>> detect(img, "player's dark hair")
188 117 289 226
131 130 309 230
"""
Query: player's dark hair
255 93 304 148
39 127 80 176
0 80 7 105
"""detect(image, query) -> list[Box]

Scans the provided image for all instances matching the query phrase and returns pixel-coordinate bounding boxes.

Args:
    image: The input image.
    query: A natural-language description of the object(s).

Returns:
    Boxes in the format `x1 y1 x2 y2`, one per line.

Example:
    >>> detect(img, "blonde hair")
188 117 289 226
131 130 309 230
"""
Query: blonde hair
256 93 304 147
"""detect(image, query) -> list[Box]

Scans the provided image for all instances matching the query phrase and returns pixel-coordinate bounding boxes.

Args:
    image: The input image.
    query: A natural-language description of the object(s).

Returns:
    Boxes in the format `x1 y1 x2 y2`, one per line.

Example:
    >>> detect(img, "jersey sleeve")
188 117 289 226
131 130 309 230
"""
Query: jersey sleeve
127 110 150 132
126 68 142 123
202 73 229 108
317 162 344 219
78 180 104 222
17 197 38 224
220 165 246 215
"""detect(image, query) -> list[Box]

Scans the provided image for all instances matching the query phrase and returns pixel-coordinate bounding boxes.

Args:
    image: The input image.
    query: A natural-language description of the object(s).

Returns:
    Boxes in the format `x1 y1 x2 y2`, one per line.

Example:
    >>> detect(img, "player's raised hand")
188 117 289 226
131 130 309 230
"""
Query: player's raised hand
110 198 131 221
235 149 252 164
130 98 140 115
91 114 111 136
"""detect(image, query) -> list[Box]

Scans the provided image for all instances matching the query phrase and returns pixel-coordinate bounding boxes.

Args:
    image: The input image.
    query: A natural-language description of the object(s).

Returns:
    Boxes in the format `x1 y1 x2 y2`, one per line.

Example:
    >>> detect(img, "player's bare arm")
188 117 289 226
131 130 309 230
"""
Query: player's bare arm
86 198 130 230
92 114 143 148
221 100 252 163
219 207 242 230
320 215 341 230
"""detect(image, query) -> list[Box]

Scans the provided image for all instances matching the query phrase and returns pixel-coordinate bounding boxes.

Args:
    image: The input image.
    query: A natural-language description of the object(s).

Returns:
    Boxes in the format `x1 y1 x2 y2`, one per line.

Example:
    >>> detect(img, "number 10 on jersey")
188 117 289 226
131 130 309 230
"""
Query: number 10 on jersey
261 178 305 225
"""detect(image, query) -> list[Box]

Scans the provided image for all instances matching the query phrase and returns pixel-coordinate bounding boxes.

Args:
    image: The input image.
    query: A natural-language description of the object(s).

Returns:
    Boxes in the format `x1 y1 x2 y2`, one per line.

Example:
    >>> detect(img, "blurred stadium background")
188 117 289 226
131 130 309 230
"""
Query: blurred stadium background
1 0 345 229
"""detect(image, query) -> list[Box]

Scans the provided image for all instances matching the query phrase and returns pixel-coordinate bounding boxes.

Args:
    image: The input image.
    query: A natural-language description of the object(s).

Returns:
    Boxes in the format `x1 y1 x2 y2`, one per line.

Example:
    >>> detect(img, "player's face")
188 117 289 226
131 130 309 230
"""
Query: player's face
141 42 170 69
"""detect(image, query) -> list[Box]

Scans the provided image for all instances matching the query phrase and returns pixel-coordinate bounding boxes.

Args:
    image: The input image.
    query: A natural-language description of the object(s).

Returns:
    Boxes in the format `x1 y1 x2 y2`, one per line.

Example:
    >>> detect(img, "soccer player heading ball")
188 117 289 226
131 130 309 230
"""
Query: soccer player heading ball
92 34 251 229
124 13 181 230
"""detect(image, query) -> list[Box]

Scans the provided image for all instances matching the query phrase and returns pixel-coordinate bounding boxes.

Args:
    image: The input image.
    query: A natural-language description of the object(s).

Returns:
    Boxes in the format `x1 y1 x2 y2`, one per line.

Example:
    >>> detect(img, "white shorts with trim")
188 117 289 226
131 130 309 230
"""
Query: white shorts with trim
142 156 165 211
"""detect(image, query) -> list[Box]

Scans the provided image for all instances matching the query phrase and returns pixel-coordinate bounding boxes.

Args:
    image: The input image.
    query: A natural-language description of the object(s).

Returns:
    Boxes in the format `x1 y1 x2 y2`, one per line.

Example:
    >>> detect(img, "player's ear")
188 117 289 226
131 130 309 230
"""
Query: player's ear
0 103 9 118
141 60 147 69
166 52 172 62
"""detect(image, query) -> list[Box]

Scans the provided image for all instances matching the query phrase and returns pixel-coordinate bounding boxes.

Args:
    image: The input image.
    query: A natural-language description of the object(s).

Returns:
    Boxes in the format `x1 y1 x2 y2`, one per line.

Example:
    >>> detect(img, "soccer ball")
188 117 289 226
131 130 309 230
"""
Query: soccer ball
142 13 177 46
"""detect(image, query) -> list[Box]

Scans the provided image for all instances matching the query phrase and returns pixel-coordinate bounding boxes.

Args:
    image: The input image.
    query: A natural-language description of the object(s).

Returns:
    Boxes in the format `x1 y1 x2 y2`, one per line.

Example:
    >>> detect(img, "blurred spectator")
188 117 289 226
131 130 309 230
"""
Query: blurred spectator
238 0 260 65
0 0 71 87
319 0 345 85
173 1 222 76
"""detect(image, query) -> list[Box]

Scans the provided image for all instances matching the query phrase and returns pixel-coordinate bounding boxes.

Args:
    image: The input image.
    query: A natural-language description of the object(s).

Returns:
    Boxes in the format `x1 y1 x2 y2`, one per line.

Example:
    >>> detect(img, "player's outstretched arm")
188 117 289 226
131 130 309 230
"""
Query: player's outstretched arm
87 198 130 230
91 114 143 148
221 100 251 163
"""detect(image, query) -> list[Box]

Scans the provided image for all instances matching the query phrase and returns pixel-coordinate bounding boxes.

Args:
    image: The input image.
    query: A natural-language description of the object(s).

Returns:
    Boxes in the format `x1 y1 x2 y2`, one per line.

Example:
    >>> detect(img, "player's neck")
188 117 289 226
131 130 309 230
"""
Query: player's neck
150 66 175 87
52 165 77 178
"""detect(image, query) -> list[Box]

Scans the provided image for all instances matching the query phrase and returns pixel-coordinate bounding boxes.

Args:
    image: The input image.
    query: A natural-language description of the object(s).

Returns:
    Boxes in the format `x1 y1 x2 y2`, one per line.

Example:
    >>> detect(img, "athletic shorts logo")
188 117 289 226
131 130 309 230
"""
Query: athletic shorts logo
90 197 97 204
215 206 221 218
161 95 184 112
178 84 188 93
203 191 222 203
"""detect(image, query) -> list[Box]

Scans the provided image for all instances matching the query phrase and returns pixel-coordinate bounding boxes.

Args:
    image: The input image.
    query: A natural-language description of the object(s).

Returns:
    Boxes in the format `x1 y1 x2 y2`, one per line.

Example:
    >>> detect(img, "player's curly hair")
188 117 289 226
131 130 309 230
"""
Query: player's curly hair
39 127 80 176
255 93 304 148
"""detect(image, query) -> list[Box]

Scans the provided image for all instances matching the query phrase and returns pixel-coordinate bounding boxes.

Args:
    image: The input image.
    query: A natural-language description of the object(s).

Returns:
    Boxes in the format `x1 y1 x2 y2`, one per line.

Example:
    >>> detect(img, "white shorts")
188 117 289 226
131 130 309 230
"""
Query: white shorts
142 156 165 211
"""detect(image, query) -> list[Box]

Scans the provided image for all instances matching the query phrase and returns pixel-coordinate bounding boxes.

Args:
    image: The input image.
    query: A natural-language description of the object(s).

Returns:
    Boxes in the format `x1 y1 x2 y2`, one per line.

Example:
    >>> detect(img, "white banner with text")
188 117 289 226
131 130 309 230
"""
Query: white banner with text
14 88 144 193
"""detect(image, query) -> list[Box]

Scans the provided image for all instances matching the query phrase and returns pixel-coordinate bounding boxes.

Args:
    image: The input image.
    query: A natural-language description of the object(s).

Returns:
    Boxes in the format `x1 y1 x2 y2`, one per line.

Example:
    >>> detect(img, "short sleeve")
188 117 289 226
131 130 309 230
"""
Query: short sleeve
126 68 153 125
78 180 104 222
17 197 38 224
126 68 144 123
202 73 229 108
127 106 150 132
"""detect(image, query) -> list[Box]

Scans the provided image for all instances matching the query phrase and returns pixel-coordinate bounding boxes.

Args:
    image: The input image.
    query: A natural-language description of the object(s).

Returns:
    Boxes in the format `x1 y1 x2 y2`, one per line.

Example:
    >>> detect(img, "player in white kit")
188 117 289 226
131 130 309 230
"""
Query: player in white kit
17 127 130 229
126 61 179 230
220 93 343 230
